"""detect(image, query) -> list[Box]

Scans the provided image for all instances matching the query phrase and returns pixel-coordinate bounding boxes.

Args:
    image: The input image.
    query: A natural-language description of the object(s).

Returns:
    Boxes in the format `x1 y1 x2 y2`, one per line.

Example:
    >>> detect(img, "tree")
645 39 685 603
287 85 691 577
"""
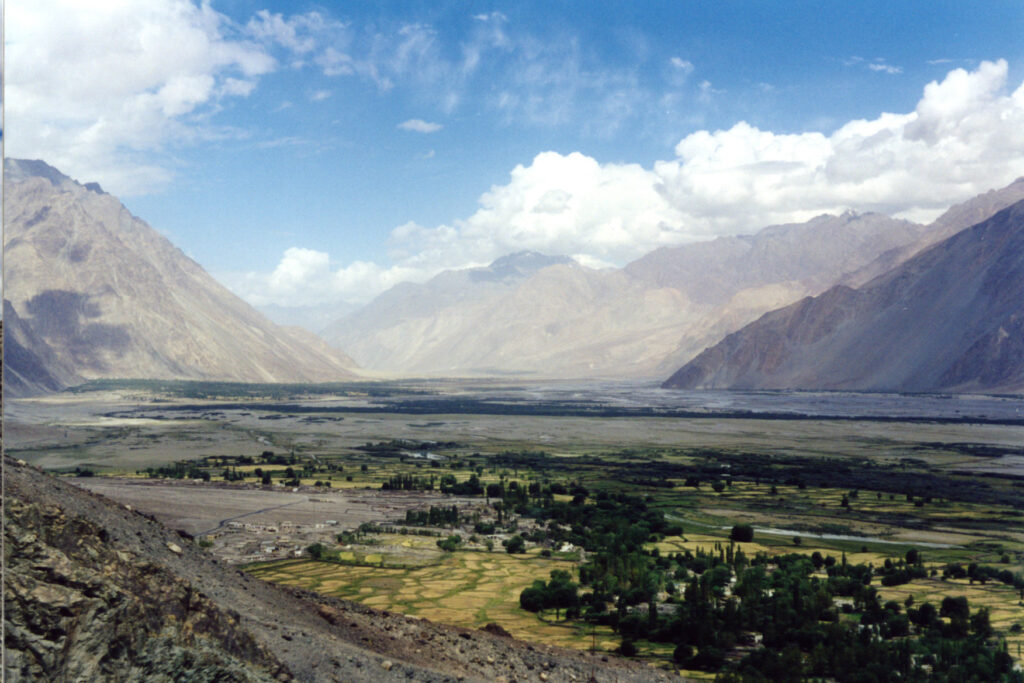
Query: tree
504 535 526 554
811 552 825 569
971 608 993 638
730 524 754 543
712 480 726 493
306 543 326 560
520 583 546 612
437 535 462 552
673 643 694 665
548 570 580 619
940 595 970 620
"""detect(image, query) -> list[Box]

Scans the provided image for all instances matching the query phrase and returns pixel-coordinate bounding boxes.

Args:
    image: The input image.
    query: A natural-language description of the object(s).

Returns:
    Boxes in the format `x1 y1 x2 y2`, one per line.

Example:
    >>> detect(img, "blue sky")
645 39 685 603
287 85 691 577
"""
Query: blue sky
6 1 1024 312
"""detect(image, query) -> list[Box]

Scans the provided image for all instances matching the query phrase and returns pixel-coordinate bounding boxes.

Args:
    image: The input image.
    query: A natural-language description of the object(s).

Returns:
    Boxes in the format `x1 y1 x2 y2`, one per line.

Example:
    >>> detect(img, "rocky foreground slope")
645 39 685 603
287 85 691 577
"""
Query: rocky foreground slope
663 199 1024 394
2 458 674 682
3 159 359 396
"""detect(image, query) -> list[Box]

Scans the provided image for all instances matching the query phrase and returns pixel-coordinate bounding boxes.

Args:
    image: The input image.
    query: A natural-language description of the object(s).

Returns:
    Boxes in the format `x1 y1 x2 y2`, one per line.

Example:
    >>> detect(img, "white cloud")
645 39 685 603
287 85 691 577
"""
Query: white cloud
222 249 427 308
268 247 331 292
697 80 722 104
474 12 508 23
220 77 258 97
245 10 336 54
386 151 689 270
233 61 1024 307
656 59 1024 226
398 118 443 133
869 62 903 75
316 46 356 77
849 56 902 75
309 89 333 102
669 57 694 74
5 0 276 196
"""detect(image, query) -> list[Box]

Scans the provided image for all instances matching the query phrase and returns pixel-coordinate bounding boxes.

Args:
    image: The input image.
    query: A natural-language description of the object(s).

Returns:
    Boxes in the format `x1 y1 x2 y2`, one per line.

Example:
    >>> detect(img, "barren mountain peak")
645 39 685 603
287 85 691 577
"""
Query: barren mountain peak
3 158 359 394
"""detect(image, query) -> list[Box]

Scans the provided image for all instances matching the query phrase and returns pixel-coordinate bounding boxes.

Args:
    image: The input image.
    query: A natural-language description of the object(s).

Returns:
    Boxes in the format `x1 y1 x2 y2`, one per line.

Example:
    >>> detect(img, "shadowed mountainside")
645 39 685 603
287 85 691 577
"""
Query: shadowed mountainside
663 199 1024 394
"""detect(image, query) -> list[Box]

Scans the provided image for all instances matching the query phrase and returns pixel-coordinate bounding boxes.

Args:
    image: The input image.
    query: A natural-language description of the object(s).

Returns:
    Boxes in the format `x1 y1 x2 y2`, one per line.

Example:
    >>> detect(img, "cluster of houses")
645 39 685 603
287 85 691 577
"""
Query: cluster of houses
213 518 341 563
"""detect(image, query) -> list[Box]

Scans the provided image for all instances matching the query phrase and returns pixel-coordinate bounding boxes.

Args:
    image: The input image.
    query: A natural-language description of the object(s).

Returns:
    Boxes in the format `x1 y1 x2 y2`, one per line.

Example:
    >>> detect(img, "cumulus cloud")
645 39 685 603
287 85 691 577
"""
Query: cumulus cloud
656 59 1024 226
5 0 276 196
398 118 443 133
386 152 689 270
222 249 425 308
237 60 1024 307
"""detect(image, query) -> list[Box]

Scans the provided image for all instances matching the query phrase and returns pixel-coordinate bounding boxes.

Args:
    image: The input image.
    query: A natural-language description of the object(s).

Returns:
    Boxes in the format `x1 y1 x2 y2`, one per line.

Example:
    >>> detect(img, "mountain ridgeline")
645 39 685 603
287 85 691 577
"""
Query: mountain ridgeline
324 213 935 378
321 177 1024 384
3 159 359 396
4 156 1023 396
663 198 1024 394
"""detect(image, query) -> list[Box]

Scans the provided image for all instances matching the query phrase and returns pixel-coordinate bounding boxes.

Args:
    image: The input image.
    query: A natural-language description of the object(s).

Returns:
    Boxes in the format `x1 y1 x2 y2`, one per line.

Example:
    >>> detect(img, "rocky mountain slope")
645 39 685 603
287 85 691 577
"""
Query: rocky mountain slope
840 177 1024 288
3 457 673 682
324 213 928 378
3 159 359 395
663 199 1024 393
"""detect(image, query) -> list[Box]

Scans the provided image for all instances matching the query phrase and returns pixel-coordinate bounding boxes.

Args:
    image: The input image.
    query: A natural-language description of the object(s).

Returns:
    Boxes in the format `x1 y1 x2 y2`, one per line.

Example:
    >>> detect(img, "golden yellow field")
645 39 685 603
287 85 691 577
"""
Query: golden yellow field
247 537 620 652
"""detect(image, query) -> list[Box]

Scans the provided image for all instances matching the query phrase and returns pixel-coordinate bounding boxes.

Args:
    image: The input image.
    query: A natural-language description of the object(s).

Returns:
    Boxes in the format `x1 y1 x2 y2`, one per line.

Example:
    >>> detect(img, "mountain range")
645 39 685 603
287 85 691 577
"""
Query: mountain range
3 159 359 396
321 179 1024 381
663 198 1024 393
5 157 1023 396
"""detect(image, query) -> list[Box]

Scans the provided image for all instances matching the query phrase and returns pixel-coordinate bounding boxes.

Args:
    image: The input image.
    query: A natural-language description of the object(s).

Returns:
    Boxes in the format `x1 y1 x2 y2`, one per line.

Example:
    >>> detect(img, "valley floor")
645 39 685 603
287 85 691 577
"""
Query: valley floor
7 380 1024 678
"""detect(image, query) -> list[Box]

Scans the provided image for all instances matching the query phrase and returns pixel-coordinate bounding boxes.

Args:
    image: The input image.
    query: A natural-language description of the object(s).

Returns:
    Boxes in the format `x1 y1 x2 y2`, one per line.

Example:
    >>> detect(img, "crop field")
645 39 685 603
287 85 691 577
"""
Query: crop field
876 578 1024 657
247 540 621 652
